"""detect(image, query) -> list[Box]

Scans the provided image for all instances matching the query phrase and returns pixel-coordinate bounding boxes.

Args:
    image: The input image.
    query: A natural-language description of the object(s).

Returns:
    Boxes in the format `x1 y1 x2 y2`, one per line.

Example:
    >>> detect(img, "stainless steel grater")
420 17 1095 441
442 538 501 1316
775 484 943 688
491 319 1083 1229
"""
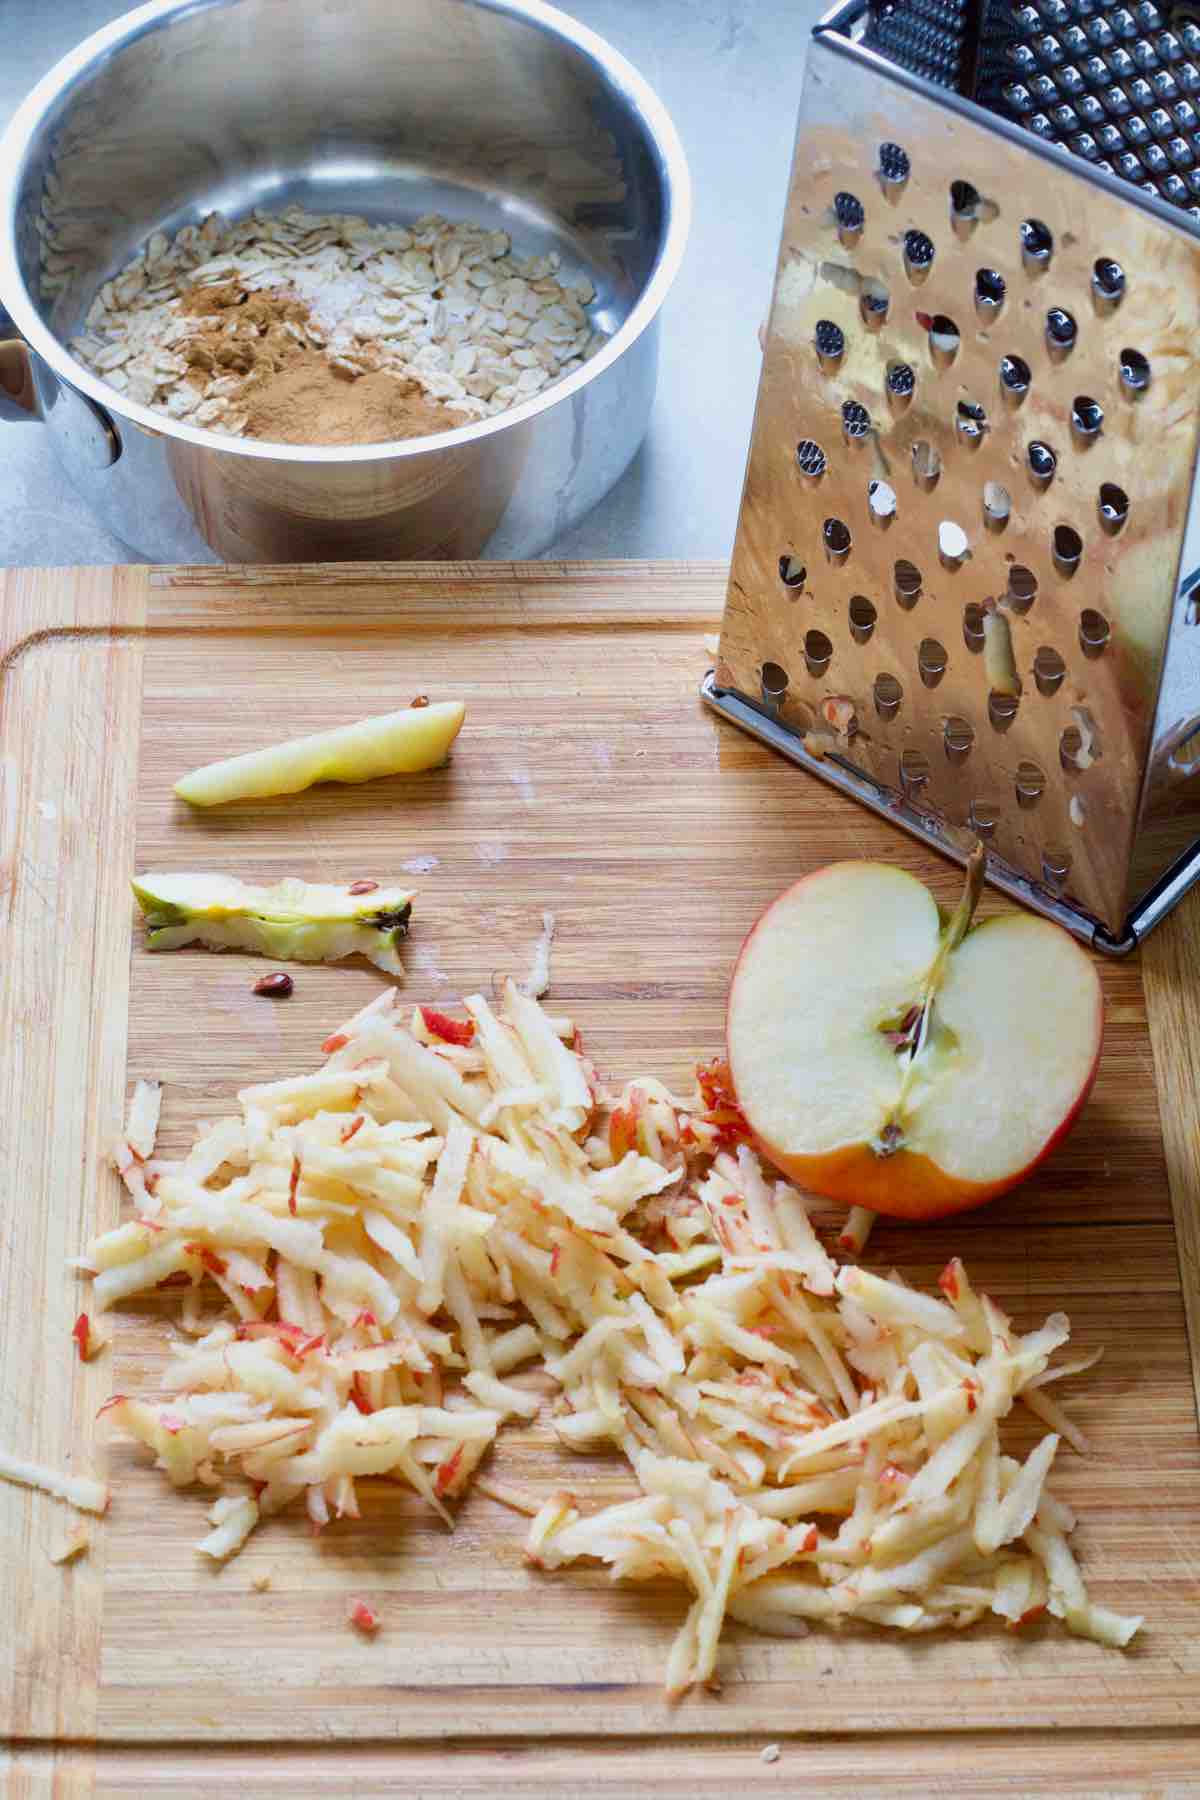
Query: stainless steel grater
705 0 1200 951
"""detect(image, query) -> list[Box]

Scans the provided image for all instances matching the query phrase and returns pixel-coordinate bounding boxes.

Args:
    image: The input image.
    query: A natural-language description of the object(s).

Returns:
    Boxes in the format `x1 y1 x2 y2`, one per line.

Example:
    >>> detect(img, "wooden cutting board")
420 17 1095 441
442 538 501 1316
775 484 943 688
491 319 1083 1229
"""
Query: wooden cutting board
2 560 1199 1794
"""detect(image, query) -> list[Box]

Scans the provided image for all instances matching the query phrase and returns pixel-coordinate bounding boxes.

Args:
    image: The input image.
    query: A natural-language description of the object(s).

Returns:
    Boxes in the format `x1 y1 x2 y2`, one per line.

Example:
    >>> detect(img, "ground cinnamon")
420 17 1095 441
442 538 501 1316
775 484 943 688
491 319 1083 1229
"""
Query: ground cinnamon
175 278 465 445
244 351 463 445
177 280 308 380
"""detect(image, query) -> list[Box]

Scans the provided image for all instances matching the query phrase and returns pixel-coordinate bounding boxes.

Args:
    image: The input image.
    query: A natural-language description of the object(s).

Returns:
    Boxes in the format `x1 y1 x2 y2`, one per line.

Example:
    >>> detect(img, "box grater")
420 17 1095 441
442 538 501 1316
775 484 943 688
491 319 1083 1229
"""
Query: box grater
705 0 1200 951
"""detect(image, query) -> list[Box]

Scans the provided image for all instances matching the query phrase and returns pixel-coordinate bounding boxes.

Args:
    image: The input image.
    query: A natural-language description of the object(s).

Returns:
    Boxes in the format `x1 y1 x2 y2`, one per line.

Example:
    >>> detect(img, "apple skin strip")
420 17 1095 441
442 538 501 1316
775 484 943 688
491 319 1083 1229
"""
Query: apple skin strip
173 702 465 806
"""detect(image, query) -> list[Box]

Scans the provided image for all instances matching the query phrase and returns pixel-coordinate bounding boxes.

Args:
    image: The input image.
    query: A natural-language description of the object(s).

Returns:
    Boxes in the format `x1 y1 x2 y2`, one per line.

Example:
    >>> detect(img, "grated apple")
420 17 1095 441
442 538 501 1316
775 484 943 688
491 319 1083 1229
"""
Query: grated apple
86 975 1137 1694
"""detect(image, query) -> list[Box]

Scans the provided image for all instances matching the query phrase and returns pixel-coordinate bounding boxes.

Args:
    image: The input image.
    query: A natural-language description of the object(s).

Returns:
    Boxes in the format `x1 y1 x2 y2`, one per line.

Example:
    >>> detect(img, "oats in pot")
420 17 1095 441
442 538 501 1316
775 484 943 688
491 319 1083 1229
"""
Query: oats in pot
68 206 607 445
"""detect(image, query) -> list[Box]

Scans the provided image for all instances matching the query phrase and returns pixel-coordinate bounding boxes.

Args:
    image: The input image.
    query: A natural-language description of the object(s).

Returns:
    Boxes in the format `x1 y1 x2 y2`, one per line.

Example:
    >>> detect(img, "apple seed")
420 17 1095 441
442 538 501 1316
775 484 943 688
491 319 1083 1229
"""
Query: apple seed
253 972 294 998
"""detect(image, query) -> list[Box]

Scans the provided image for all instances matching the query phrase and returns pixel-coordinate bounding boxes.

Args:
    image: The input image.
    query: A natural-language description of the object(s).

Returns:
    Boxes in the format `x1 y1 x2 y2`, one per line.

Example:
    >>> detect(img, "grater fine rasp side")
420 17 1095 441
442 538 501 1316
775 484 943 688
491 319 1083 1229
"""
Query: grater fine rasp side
709 23 1200 948
863 0 1200 222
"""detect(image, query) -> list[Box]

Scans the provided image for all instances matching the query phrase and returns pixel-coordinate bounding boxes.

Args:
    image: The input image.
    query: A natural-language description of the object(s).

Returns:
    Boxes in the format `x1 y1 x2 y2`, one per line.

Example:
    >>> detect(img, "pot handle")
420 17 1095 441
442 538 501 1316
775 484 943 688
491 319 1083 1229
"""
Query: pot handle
0 303 40 422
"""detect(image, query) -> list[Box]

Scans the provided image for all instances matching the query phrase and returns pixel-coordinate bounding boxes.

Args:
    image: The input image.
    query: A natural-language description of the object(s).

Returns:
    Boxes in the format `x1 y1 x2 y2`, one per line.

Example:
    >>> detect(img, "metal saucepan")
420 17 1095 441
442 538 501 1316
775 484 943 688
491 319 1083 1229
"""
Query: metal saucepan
0 0 688 561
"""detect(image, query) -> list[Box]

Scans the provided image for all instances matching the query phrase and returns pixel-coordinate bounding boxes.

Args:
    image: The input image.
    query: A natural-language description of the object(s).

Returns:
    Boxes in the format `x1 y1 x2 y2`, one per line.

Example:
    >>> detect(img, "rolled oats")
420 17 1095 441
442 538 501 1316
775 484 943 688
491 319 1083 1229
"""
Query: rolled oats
69 206 607 442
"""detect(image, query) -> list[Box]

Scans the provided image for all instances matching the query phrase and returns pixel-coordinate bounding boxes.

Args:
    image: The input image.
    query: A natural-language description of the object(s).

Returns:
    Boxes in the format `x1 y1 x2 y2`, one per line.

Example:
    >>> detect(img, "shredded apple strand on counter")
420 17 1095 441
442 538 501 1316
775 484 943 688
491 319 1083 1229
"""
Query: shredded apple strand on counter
87 984 1139 1696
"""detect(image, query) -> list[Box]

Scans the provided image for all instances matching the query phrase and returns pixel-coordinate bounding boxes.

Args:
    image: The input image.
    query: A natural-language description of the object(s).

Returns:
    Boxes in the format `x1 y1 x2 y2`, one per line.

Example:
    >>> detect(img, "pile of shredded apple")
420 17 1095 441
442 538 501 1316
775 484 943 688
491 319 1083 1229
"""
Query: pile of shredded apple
87 980 1139 1696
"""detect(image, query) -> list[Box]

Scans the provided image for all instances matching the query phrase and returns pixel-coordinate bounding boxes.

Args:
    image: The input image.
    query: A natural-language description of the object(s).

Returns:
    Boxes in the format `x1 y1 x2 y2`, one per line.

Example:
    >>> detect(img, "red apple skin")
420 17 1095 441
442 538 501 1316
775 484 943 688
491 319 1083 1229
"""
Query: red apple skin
744 1044 1100 1220
726 869 1104 1222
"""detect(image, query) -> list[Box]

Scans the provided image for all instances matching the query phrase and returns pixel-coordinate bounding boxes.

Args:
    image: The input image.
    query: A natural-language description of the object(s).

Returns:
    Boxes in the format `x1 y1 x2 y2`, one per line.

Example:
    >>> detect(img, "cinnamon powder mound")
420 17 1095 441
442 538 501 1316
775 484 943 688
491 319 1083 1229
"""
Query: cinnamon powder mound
174 278 465 445
244 352 464 445
176 280 309 380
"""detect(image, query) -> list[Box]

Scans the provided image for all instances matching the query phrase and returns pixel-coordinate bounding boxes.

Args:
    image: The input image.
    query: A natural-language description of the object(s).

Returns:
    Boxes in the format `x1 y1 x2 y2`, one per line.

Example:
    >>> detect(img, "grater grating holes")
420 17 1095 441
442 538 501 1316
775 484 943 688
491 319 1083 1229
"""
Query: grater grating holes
988 690 1021 731
814 320 845 368
842 399 872 441
1080 607 1111 655
1016 759 1047 807
943 715 974 762
1069 707 1099 768
1008 565 1039 612
1041 847 1072 890
894 558 923 605
868 478 898 522
983 481 1011 528
860 279 891 326
999 353 1032 399
900 746 932 793
1027 440 1058 485
886 360 916 406
1118 347 1151 392
938 520 970 565
849 595 877 642
912 440 942 488
796 438 827 479
1072 396 1104 441
823 517 852 562
963 601 986 650
1045 306 1079 353
1020 217 1054 268
902 228 936 280
834 190 865 243
918 637 949 686
874 671 903 718
804 629 833 676
1099 482 1129 530
878 141 911 188
968 799 1000 839
956 399 989 447
761 662 789 707
1092 257 1126 304
924 312 960 362
950 179 981 221
1060 724 1088 769
778 554 807 589
1034 645 1067 694
975 267 1007 316
1053 523 1084 575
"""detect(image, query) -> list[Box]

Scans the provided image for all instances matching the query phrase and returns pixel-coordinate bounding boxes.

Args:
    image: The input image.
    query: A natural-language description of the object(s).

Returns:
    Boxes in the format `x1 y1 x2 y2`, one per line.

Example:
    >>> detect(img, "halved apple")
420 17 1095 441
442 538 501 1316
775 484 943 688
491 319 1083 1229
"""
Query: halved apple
726 855 1103 1219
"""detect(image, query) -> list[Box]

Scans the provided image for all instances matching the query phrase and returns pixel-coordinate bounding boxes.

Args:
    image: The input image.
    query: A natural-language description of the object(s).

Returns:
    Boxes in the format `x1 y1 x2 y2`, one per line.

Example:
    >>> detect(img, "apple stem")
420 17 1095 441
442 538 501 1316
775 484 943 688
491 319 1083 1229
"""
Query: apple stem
872 846 987 1158
944 842 987 955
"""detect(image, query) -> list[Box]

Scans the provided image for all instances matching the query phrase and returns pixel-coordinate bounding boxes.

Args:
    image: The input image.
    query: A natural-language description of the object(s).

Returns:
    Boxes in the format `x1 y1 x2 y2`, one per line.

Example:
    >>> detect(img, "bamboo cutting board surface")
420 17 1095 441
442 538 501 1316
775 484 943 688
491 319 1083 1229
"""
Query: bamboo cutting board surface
2 560 1199 1794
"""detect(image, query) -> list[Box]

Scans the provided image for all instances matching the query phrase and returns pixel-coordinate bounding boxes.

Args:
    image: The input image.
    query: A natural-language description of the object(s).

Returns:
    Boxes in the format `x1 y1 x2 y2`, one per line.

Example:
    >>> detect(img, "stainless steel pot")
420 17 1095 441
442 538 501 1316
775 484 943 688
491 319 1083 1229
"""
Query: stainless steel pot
0 0 688 561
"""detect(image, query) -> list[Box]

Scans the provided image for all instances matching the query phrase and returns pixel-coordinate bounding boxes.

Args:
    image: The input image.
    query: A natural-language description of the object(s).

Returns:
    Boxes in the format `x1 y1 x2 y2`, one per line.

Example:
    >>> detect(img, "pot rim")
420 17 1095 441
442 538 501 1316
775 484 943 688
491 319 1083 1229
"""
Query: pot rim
0 0 690 463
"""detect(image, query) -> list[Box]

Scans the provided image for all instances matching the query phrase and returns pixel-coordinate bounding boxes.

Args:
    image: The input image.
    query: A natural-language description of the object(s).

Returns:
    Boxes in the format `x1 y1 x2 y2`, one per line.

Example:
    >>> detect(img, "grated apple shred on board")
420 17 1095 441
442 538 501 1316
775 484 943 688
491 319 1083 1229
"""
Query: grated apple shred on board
108 1078 163 1209
521 911 556 1000
84 982 1140 1695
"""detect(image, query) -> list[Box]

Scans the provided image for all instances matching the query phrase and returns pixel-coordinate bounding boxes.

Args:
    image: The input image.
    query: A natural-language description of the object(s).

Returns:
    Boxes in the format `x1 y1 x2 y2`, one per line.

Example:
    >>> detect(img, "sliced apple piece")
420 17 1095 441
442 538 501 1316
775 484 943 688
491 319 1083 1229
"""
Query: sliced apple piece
727 858 1102 1219
174 701 465 806
132 874 415 977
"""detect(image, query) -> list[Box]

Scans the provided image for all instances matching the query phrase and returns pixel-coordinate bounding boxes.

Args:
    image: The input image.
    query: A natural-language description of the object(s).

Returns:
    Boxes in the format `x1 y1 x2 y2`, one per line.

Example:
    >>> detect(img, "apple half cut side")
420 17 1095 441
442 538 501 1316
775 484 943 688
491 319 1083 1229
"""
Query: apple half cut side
726 856 1103 1220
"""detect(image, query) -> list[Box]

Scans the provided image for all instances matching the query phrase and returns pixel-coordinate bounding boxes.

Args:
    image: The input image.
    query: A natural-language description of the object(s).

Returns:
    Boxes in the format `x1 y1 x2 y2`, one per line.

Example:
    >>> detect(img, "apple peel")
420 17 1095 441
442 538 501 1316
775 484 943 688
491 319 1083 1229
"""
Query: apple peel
174 702 466 807
727 854 1103 1219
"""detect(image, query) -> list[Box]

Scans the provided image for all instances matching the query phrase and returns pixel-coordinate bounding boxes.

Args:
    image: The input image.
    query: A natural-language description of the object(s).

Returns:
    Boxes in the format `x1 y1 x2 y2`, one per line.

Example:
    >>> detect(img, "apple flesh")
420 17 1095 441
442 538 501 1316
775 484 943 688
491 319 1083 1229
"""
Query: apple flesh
174 701 465 807
131 873 415 976
726 860 1103 1219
